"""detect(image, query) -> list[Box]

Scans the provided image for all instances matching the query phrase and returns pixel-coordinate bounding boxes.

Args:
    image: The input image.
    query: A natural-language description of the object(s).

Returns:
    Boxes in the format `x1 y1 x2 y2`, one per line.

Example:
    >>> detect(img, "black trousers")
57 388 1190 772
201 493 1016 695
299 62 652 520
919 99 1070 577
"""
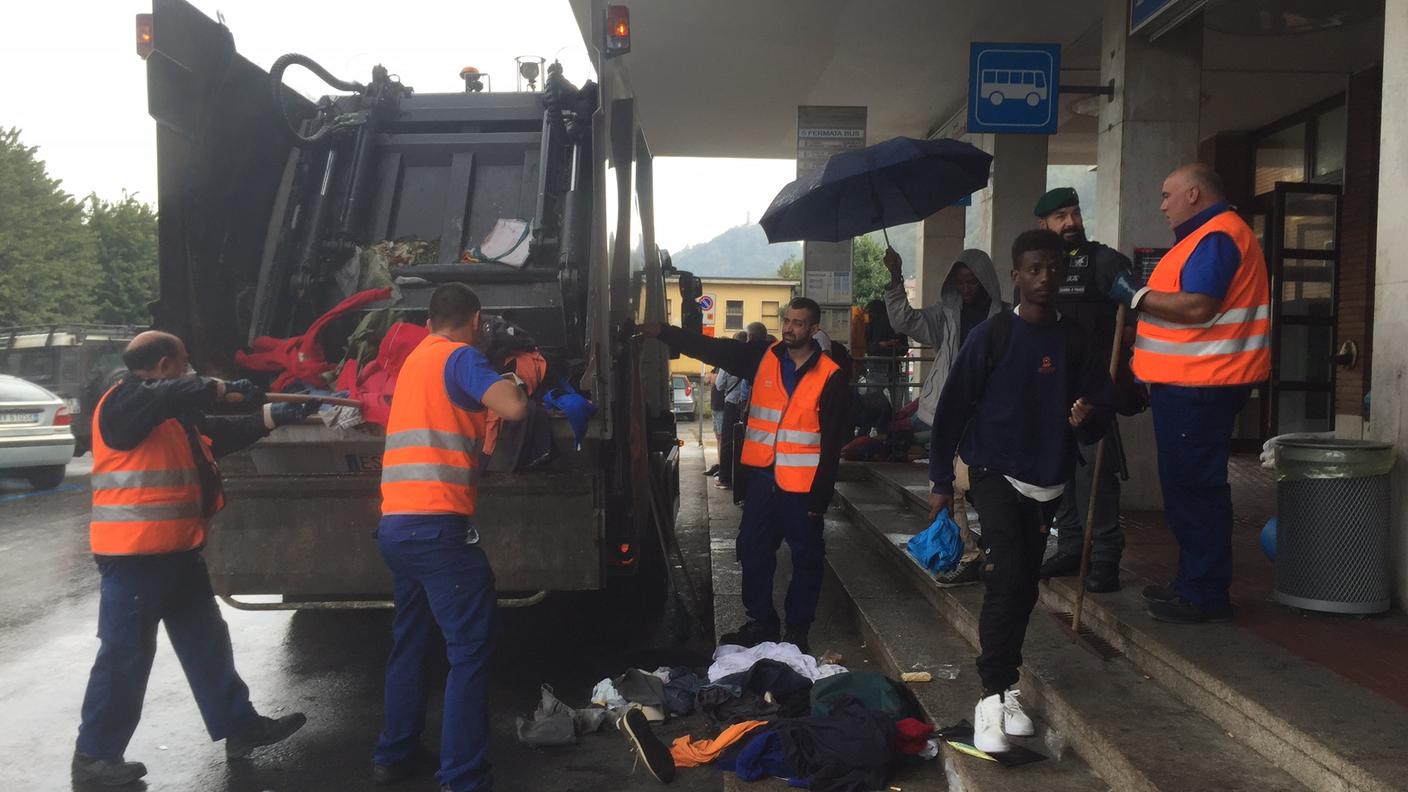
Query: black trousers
968 465 1060 695
718 402 742 486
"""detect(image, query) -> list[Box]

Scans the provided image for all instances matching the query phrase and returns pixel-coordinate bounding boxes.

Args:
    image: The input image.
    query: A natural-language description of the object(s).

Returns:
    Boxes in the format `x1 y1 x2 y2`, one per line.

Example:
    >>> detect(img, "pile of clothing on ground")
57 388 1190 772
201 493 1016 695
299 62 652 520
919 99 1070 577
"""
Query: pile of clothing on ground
517 641 941 790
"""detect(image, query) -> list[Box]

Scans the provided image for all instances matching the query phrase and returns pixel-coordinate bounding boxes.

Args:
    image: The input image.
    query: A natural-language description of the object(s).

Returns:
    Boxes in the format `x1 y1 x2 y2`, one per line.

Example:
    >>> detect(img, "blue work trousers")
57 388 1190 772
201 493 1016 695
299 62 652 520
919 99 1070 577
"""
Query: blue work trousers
374 530 496 792
1150 384 1251 608
737 468 825 627
76 550 256 761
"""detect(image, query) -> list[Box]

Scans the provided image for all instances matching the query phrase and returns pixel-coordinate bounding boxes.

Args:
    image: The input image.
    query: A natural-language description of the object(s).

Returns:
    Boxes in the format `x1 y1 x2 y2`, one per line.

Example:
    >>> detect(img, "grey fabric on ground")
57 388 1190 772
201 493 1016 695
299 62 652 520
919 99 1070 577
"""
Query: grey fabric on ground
515 685 608 747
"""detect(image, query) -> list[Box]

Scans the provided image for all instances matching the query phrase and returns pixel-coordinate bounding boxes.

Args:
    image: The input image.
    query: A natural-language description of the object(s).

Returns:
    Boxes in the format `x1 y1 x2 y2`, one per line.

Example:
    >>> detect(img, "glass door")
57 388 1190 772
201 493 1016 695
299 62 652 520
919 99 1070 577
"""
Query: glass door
1268 182 1340 435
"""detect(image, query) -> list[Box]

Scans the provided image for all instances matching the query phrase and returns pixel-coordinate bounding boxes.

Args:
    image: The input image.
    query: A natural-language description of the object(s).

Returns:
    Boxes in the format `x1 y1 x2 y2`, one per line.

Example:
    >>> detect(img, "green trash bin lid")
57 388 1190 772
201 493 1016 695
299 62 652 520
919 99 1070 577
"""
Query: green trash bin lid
1276 438 1395 480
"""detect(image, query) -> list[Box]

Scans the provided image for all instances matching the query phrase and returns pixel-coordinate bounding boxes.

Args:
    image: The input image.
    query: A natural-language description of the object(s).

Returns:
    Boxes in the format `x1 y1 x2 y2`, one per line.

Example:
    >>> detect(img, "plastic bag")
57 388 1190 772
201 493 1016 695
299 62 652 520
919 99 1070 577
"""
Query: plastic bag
906 507 963 575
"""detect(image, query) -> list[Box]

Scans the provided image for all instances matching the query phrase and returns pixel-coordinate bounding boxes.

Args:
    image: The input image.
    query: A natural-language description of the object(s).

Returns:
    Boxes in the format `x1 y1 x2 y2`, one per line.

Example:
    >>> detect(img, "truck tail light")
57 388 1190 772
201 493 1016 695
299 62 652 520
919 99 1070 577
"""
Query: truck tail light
685 380 693 398
53 407 72 427
605 5 630 57
136 13 154 60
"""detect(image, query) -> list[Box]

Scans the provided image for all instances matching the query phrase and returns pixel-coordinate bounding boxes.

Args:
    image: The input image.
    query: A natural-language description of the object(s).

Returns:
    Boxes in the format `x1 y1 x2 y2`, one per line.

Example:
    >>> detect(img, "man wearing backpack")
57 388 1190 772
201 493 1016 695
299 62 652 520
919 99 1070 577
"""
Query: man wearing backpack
1032 187 1135 593
927 230 1112 753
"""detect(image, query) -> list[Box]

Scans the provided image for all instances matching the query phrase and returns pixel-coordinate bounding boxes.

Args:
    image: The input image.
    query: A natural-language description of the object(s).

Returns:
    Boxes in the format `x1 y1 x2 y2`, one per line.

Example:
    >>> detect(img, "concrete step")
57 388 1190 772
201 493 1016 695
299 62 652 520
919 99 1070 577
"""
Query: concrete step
859 463 1408 792
832 478 1311 792
823 512 1106 792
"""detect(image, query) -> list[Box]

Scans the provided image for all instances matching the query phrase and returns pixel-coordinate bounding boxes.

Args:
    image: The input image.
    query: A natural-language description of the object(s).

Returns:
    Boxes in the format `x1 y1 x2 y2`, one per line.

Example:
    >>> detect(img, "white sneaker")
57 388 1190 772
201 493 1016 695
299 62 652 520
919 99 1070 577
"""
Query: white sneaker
1002 689 1035 737
973 693 1010 754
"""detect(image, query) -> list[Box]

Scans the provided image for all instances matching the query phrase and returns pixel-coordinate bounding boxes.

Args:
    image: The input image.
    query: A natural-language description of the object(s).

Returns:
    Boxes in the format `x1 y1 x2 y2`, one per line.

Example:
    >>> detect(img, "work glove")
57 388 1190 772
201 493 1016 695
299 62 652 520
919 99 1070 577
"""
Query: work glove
262 399 322 429
222 379 267 405
1107 270 1151 310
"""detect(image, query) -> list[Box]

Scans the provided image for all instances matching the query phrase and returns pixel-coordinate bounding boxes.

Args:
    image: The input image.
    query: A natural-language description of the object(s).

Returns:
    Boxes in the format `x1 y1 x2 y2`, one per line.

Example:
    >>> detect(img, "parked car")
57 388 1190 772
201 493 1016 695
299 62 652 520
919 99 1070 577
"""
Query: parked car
0 375 75 490
672 374 696 421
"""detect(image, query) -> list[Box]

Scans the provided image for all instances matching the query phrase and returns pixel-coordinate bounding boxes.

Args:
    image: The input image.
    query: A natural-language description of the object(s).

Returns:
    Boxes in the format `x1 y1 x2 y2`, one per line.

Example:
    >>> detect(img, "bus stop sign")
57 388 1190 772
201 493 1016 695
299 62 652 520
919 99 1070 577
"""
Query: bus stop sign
967 42 1061 134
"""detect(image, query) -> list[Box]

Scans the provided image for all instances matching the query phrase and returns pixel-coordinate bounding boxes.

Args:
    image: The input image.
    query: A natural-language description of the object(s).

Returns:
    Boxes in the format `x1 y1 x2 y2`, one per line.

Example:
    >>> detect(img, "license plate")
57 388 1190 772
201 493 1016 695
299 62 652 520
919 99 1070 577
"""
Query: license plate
0 410 40 425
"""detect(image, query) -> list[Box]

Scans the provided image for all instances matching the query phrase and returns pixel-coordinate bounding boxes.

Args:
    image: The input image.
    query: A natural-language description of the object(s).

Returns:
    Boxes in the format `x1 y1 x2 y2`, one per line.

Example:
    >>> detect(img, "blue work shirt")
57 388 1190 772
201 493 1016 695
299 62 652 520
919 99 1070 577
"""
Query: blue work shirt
779 341 821 396
1174 201 1242 300
379 345 503 543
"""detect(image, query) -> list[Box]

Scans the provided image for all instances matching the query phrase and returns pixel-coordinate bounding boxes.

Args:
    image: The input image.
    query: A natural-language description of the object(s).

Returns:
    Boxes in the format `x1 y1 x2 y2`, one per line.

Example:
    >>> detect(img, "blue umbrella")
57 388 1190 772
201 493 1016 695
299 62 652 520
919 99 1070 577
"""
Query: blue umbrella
760 137 992 244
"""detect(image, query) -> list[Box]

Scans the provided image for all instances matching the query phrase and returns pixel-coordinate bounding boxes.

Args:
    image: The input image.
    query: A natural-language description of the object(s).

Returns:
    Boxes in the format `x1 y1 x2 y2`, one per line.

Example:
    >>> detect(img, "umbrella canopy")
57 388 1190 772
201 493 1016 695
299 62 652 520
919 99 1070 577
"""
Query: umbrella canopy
760 137 993 244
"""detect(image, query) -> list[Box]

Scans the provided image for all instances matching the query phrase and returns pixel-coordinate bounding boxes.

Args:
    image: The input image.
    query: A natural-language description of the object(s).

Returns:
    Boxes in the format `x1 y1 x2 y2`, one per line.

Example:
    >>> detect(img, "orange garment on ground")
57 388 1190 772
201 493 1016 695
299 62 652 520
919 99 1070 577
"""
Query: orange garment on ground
380 334 486 516
89 386 221 555
669 720 770 768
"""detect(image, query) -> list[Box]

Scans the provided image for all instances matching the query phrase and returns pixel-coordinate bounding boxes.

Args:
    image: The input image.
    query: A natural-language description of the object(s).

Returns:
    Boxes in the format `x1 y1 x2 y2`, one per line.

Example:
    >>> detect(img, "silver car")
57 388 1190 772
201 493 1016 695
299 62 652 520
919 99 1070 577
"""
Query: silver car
0 374 76 490
672 374 696 421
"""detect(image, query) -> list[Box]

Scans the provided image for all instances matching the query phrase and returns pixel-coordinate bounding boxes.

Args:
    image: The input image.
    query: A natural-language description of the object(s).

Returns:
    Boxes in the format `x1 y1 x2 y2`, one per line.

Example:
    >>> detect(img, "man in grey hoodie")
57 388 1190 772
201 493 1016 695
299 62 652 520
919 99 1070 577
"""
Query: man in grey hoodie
884 246 1006 579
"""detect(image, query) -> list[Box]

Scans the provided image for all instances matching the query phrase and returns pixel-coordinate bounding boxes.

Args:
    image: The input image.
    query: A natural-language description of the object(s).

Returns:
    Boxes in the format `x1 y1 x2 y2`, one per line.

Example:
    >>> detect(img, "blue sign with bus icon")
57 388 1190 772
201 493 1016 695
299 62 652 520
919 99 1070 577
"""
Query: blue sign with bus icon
967 43 1061 134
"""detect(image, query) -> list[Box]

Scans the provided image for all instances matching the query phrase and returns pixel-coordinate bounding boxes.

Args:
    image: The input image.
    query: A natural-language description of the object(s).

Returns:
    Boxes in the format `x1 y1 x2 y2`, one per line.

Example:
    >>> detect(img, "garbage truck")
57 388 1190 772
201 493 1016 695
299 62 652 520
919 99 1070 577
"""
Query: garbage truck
140 0 686 606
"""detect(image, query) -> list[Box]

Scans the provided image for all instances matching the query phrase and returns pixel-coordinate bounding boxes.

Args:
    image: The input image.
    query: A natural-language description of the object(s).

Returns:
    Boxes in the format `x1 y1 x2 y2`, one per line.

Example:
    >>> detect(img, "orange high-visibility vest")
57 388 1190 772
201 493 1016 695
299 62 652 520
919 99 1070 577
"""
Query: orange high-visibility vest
739 342 840 493
380 334 485 516
89 385 221 555
1132 210 1272 387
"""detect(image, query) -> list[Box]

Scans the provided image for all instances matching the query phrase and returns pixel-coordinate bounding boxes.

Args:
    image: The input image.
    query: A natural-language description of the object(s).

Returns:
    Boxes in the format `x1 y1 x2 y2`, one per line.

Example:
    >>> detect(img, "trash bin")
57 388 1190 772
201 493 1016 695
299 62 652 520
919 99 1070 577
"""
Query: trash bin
1274 438 1395 614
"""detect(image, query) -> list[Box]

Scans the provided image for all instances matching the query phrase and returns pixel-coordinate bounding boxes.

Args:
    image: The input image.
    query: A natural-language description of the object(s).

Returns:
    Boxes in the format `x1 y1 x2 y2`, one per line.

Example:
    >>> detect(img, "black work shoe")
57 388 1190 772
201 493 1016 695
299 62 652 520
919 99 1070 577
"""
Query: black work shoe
1085 563 1122 593
71 752 148 787
621 707 675 782
226 712 308 759
1039 552 1081 579
718 620 780 648
1142 583 1178 605
1147 597 1235 624
783 624 811 654
936 559 981 588
702 464 720 476
373 749 439 785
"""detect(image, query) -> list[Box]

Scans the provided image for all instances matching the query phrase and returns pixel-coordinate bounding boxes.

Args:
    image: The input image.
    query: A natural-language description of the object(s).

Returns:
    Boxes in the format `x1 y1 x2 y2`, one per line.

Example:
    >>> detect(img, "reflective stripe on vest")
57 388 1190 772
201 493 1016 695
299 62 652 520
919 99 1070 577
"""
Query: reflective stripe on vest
380 335 486 516
1131 210 1272 387
89 385 212 555
738 342 840 493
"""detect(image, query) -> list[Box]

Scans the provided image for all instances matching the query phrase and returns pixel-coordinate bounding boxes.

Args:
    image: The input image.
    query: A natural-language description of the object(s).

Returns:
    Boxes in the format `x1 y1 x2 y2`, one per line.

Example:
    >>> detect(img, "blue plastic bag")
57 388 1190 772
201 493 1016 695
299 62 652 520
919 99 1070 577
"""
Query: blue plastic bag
906 507 963 575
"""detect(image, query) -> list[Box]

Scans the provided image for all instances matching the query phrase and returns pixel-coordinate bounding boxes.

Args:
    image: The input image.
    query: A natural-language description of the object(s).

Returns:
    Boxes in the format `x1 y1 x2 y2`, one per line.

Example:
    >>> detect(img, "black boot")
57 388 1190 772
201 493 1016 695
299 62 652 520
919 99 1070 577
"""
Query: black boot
1038 552 1081 579
373 749 439 785
71 753 147 787
1084 562 1122 593
718 620 779 648
226 712 308 759
783 624 811 654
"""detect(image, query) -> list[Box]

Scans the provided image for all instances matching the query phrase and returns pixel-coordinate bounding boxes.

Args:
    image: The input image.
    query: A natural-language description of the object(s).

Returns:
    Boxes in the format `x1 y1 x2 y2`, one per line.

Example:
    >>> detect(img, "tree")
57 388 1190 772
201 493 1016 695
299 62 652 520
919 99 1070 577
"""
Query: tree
776 255 802 280
851 234 890 306
0 128 94 325
86 194 158 324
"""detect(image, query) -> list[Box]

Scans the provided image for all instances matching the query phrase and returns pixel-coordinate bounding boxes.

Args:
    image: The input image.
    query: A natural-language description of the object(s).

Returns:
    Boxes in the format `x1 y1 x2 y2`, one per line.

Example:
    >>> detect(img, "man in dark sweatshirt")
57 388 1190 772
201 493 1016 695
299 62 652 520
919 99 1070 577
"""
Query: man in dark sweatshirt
638 298 849 653
927 230 1112 754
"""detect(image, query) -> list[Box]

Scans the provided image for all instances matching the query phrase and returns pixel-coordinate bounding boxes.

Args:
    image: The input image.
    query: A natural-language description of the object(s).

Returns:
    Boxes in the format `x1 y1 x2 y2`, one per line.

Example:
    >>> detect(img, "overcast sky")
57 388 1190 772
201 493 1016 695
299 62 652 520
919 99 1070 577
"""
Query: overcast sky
2 0 792 250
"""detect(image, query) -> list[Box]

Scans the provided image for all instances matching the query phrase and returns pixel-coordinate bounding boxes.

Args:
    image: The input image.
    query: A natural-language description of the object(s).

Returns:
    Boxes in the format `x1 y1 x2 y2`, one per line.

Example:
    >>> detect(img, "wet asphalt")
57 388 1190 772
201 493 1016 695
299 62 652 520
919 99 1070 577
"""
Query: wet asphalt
0 451 725 792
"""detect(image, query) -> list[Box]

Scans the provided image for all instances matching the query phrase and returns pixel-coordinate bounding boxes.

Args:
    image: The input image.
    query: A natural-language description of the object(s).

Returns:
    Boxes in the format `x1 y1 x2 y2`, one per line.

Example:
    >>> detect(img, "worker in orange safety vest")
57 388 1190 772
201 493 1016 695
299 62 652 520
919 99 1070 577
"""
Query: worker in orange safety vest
74 331 316 786
1108 163 1271 625
639 297 849 654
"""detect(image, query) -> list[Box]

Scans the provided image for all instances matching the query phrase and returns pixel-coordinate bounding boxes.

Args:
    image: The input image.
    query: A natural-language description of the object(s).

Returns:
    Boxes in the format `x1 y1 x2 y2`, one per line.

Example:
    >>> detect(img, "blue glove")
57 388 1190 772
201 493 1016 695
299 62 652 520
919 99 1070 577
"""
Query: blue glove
223 379 267 405
264 400 321 428
1107 270 1150 310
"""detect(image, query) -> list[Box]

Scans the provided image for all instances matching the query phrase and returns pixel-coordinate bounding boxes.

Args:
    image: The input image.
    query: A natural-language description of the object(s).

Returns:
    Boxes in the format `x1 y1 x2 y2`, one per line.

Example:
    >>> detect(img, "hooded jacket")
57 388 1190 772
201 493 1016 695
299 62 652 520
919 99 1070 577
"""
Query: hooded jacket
883 248 1005 425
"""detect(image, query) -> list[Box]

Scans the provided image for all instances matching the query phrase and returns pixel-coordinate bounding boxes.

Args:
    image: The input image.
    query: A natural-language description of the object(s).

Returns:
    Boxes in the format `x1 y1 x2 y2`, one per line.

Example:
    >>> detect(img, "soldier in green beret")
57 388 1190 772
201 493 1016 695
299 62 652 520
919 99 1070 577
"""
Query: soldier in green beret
1033 187 1133 593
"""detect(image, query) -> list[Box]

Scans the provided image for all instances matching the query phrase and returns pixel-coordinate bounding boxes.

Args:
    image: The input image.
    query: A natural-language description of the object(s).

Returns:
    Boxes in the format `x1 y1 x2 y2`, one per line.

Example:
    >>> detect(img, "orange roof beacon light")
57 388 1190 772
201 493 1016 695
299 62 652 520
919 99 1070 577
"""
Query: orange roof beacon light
135 13 154 60
460 66 486 93
604 5 630 58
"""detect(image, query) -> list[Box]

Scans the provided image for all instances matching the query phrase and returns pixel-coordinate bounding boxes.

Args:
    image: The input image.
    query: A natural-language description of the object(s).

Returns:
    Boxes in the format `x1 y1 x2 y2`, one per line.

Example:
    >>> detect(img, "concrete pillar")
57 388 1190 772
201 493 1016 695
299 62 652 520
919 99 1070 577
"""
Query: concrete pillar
966 133 1049 281
1369 2 1408 607
1094 0 1202 510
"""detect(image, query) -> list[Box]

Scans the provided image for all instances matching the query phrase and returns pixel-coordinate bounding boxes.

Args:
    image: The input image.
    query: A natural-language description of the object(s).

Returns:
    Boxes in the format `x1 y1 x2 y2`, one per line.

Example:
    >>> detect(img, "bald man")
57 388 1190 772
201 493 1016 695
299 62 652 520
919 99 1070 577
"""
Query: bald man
73 332 316 786
1108 164 1271 625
